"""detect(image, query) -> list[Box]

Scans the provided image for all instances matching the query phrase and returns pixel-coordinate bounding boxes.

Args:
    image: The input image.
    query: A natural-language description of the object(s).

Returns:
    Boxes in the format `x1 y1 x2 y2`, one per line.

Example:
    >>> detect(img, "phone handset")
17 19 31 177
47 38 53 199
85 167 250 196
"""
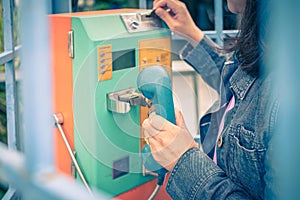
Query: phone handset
137 65 175 183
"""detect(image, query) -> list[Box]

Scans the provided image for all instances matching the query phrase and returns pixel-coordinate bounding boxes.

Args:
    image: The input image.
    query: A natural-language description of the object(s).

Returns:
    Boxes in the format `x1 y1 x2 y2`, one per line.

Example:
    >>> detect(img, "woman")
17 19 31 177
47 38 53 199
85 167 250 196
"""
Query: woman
142 0 279 199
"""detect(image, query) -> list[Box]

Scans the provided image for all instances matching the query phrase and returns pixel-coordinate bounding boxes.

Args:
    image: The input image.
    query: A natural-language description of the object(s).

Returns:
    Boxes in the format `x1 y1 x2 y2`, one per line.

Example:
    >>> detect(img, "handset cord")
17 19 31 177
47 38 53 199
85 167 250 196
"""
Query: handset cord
148 174 165 200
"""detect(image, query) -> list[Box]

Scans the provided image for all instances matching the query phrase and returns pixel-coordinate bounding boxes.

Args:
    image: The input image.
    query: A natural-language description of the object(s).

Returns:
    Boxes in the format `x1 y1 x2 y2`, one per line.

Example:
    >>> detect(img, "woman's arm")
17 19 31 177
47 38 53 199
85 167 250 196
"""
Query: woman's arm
182 36 227 93
153 0 228 93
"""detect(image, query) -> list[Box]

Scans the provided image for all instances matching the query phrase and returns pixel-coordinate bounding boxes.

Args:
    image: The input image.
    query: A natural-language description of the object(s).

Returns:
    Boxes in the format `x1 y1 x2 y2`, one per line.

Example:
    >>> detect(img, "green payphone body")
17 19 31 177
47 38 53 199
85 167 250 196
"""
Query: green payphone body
50 9 172 197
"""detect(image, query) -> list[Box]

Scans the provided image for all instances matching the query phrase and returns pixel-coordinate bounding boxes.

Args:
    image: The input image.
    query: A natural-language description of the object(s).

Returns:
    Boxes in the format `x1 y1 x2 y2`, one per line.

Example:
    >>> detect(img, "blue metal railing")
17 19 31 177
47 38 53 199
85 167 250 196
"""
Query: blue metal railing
2 0 17 151
1 0 19 199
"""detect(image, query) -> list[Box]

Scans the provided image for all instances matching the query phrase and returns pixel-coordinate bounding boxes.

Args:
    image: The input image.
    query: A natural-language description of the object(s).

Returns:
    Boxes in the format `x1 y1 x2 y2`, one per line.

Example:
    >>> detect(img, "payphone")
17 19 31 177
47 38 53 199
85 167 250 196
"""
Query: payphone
50 9 172 198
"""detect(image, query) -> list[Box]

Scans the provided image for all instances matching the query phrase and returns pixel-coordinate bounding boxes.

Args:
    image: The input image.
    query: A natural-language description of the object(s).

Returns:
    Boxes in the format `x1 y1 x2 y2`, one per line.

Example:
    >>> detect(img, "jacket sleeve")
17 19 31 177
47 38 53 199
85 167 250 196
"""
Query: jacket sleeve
166 148 254 199
181 36 227 92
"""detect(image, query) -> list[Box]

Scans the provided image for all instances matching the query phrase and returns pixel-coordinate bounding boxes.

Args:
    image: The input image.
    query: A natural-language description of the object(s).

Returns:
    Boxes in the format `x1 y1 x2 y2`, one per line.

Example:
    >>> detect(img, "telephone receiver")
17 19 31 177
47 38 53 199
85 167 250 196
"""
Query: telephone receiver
137 65 175 180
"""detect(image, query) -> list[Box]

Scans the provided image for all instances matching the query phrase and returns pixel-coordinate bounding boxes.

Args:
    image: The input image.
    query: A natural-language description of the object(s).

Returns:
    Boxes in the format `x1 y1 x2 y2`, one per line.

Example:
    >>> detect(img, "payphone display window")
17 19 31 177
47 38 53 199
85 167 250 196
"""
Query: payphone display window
112 49 136 71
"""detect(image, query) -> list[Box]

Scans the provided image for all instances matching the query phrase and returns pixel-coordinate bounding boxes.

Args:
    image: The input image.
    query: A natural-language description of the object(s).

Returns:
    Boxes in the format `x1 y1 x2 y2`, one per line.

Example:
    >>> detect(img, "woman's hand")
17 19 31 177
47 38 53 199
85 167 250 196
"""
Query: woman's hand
153 0 204 45
142 109 198 171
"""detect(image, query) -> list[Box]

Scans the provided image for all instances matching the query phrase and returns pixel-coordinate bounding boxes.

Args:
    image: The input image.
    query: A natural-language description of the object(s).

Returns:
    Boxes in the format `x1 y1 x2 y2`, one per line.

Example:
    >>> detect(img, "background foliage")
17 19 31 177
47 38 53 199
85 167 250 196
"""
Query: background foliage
0 2 7 144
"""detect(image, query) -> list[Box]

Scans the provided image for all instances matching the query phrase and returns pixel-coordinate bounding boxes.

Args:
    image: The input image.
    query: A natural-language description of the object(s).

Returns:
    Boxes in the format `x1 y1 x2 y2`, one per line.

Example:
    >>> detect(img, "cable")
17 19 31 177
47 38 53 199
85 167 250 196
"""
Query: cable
148 185 161 200
53 113 94 198
148 174 165 200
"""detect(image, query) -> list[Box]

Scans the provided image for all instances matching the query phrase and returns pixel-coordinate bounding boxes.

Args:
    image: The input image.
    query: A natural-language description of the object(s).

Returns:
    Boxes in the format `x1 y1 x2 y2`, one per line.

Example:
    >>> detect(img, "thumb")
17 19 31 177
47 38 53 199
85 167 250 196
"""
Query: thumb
175 109 188 130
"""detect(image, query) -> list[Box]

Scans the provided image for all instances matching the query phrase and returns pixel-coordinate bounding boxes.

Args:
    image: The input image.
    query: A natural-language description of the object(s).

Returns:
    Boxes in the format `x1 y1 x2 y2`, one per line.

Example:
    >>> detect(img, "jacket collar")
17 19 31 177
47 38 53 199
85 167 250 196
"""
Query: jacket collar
229 66 258 100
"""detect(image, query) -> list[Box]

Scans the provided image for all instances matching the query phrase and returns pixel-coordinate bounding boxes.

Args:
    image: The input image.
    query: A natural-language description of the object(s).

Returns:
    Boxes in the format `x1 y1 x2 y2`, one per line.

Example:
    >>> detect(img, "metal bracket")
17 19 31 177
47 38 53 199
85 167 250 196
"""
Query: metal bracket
107 88 149 113
68 30 74 58
120 12 163 33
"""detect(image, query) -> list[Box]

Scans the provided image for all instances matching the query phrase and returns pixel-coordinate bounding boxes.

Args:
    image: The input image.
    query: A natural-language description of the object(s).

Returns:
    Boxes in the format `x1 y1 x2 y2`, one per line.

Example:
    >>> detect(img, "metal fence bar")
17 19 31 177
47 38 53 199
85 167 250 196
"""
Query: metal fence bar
139 0 147 9
214 0 223 45
0 143 108 199
0 51 13 66
3 0 18 151
20 0 54 174
2 188 18 200
2 1 18 198
172 30 237 39
0 45 21 66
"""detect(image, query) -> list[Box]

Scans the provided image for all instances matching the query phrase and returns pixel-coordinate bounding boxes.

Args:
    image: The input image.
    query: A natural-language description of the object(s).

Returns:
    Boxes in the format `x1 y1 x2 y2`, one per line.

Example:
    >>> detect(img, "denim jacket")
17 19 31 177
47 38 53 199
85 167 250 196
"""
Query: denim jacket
166 36 280 199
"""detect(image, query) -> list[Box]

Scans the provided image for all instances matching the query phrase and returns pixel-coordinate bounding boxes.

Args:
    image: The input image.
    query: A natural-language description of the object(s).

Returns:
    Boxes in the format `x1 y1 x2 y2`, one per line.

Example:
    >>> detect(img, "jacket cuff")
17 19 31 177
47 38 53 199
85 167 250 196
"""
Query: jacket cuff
166 147 225 199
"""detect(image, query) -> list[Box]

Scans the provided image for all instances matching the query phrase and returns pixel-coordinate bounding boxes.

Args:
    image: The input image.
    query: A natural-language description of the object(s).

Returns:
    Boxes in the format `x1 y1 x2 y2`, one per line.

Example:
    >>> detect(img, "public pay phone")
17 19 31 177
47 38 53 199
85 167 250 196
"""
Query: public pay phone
50 9 172 198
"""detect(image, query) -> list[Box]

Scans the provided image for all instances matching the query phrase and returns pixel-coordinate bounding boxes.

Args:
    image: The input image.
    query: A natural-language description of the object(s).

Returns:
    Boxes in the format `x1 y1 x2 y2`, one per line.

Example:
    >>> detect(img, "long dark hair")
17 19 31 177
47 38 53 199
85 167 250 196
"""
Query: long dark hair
225 0 260 71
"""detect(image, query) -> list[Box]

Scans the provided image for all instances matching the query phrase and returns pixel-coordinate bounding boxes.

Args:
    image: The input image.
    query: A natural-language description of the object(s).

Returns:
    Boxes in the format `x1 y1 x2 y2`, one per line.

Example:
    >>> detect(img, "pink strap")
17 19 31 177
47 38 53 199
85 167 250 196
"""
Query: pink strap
213 96 235 163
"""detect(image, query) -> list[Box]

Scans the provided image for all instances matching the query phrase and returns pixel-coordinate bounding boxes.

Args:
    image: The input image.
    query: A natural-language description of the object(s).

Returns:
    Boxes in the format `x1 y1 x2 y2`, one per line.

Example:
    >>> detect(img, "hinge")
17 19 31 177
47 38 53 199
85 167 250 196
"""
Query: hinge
68 30 74 58
107 88 149 114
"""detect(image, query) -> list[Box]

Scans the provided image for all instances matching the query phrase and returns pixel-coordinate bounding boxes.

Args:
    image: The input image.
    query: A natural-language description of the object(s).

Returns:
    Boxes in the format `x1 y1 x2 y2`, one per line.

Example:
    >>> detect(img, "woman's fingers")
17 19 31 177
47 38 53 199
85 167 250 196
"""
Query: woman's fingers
149 112 170 130
142 118 161 138
153 0 204 44
155 7 175 28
